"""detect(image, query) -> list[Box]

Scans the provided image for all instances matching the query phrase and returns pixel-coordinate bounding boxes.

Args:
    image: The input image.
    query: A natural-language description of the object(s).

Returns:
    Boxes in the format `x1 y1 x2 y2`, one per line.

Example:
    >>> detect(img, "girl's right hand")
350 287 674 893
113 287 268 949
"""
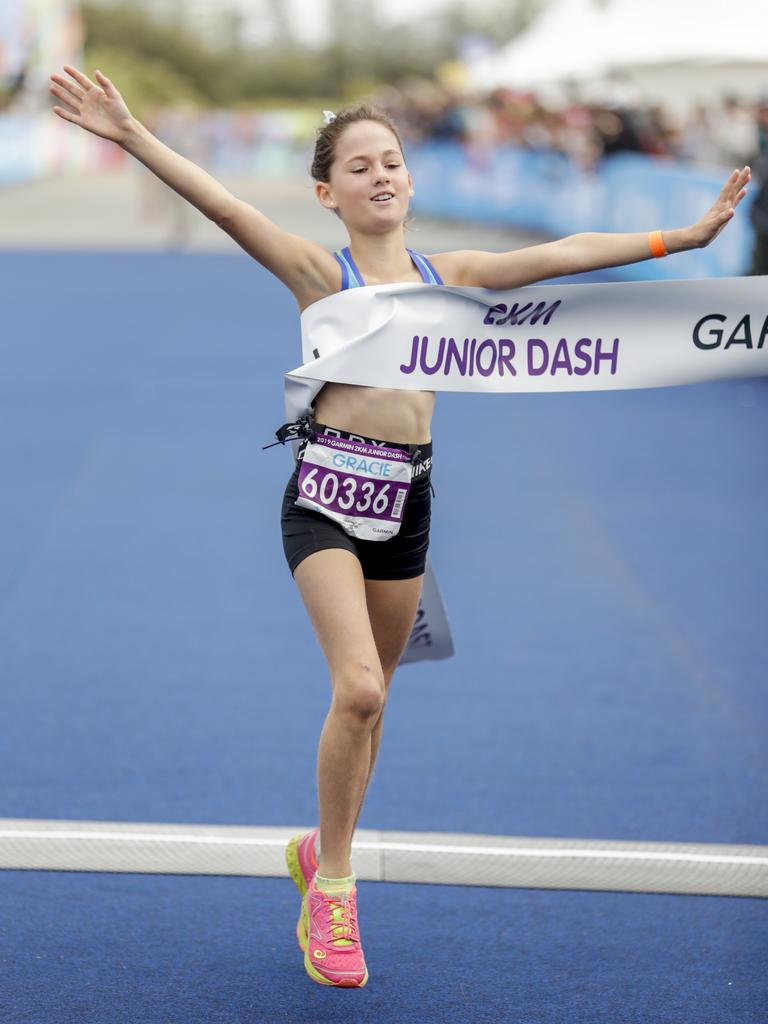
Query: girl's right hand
49 65 134 144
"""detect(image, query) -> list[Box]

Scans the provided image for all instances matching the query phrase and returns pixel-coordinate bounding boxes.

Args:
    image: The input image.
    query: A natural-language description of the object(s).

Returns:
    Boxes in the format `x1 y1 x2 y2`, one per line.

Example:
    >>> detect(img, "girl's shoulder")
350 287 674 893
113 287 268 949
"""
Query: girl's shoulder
423 250 466 285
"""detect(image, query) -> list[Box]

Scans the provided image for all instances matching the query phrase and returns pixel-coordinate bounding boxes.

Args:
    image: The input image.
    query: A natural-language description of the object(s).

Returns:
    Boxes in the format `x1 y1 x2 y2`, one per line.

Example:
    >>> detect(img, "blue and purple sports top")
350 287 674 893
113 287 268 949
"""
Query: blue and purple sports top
333 246 444 289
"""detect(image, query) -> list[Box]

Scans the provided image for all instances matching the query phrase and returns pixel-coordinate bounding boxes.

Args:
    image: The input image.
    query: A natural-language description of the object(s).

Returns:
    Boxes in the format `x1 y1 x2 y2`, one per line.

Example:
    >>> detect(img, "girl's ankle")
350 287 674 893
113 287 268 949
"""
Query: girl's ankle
317 861 353 880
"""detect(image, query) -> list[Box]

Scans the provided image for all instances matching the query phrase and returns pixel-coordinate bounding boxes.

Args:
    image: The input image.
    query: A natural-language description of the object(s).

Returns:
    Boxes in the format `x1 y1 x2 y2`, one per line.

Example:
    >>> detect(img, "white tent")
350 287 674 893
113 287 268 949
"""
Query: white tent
469 0 609 89
470 0 768 114
599 0 768 65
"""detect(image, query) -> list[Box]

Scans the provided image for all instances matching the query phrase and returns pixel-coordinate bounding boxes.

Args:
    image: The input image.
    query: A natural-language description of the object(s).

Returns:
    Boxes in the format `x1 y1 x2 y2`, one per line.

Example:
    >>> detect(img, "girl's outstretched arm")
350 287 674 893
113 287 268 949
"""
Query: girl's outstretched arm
49 65 328 299
445 166 752 290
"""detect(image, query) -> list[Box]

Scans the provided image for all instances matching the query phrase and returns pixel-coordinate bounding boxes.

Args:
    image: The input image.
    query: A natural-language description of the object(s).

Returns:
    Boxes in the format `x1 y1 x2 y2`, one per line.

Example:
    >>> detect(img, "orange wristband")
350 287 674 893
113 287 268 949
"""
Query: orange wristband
649 230 668 258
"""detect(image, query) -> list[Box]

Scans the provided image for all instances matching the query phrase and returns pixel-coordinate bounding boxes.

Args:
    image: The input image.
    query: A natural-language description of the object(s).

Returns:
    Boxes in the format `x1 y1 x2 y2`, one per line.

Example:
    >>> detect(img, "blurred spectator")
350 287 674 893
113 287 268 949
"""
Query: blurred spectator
708 96 760 168
137 104 207 248
747 97 768 276
678 106 724 166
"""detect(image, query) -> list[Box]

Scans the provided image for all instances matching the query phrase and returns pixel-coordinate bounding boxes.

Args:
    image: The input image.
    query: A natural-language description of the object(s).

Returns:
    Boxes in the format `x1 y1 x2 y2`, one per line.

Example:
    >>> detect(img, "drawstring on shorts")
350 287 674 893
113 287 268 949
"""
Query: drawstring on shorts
262 414 315 449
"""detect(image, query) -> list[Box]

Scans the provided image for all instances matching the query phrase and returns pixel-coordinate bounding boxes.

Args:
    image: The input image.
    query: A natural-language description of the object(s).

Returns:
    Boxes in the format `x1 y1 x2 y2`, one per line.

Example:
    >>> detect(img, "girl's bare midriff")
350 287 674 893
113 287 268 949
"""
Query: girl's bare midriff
311 383 434 445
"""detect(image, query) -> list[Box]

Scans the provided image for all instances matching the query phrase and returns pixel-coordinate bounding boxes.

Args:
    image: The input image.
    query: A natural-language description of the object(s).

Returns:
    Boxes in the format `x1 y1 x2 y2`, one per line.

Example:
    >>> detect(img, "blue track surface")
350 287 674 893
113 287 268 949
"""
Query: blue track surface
1 251 766 1022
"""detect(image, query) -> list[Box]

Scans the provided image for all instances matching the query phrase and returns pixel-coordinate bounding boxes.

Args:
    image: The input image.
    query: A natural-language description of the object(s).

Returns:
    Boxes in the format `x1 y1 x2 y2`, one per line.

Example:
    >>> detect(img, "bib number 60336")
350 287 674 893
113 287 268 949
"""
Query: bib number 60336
300 467 391 513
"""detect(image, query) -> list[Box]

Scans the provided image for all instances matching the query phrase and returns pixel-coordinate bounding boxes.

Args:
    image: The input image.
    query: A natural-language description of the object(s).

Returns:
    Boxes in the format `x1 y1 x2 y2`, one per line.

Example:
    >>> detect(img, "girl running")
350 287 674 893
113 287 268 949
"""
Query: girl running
49 64 750 989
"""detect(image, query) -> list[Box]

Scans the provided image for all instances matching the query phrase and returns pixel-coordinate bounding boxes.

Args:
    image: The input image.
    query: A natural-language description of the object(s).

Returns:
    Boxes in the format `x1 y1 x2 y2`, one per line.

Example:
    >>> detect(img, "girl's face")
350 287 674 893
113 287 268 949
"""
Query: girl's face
316 119 414 231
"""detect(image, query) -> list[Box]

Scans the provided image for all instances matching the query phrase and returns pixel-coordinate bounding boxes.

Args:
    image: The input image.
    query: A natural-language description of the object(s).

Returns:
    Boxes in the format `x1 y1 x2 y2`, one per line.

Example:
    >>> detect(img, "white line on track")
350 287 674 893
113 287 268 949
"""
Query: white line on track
1 830 766 866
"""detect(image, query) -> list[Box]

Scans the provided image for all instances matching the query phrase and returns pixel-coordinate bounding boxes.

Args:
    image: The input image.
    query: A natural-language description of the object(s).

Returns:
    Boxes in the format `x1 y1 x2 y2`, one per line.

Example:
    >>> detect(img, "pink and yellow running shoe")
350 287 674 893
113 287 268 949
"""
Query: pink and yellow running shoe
285 828 319 951
304 874 368 987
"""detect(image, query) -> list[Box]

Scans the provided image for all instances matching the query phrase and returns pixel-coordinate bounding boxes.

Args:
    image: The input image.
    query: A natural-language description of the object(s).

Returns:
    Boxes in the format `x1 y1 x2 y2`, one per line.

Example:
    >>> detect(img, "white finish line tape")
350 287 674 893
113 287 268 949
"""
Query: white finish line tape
281 277 768 666
2 820 766 897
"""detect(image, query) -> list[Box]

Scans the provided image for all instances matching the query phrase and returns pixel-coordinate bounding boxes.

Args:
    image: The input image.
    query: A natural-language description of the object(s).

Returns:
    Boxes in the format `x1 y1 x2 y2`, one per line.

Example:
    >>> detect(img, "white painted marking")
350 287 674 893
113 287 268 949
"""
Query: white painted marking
1 829 766 867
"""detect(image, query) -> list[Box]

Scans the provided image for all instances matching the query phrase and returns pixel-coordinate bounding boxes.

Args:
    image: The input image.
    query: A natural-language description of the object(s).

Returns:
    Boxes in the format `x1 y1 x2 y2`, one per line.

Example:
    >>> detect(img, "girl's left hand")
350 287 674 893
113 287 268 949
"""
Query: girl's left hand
690 166 751 247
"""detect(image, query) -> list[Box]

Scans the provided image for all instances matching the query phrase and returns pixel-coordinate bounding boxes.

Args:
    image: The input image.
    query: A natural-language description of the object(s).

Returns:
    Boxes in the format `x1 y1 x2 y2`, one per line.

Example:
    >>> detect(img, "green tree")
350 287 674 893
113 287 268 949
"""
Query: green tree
81 46 207 122
80 0 540 108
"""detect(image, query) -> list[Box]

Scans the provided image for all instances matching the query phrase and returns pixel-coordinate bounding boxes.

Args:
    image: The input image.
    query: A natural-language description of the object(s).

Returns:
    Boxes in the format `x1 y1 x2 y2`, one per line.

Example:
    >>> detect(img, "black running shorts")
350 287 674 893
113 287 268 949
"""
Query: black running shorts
280 421 433 581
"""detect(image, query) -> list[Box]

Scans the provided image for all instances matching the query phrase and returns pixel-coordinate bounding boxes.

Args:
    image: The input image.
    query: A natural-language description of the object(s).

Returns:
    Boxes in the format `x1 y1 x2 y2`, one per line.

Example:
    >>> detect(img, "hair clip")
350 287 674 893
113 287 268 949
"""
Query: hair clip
322 110 336 124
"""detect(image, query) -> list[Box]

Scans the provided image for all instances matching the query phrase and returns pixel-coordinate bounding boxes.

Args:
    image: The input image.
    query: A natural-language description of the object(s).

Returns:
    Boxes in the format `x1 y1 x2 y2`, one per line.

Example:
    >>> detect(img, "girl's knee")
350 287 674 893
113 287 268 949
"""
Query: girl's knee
331 663 386 720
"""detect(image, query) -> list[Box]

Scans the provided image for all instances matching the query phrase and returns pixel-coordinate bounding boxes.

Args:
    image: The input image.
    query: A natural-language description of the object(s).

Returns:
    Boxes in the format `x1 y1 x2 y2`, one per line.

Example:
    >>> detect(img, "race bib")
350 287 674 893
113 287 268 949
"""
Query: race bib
295 434 413 541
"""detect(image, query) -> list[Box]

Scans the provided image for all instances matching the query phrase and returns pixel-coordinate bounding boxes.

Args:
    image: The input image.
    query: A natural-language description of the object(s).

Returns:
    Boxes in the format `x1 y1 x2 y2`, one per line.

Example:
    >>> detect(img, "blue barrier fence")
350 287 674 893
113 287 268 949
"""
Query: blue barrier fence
407 142 756 280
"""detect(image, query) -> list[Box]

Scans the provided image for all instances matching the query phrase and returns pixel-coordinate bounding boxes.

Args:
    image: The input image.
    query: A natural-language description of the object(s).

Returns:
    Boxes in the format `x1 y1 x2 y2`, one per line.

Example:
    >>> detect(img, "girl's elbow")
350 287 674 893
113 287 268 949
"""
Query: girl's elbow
213 195 240 228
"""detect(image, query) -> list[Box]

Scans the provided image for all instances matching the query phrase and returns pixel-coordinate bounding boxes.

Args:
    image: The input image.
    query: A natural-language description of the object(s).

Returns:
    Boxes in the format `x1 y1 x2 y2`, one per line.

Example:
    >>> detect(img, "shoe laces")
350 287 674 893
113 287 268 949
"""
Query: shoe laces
320 890 359 947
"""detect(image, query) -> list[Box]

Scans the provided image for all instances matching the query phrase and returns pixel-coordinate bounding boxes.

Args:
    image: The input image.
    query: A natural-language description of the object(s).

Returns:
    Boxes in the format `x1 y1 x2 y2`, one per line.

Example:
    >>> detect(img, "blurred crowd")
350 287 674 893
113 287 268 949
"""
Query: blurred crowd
374 81 768 172
139 82 768 174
